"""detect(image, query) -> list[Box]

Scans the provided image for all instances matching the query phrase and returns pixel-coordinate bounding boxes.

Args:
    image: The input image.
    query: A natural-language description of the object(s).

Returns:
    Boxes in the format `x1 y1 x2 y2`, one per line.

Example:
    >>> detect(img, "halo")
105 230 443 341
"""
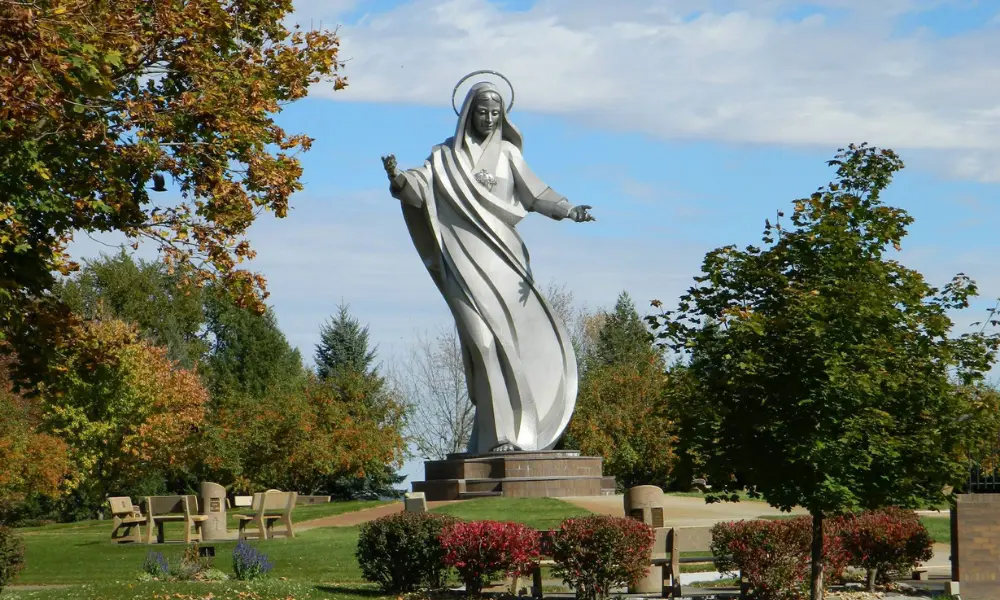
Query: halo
451 70 515 116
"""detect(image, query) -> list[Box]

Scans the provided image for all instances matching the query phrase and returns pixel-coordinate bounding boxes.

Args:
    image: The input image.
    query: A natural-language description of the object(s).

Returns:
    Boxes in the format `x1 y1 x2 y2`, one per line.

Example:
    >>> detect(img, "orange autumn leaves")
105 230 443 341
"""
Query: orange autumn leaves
5 317 406 503
37 319 208 498
0 357 69 505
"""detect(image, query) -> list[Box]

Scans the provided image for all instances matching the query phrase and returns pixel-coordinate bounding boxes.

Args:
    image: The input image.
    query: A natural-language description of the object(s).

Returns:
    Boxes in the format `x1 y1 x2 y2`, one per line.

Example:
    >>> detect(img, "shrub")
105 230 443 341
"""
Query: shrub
711 517 850 600
141 550 169 579
439 520 540 596
173 544 213 581
0 526 25 593
836 507 933 589
550 515 655 600
232 540 273 581
356 511 460 592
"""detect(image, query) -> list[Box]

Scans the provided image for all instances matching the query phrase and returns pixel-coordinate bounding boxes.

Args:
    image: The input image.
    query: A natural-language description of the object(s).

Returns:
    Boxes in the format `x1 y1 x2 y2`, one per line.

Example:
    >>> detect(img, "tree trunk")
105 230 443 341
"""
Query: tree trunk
866 567 877 591
810 512 824 600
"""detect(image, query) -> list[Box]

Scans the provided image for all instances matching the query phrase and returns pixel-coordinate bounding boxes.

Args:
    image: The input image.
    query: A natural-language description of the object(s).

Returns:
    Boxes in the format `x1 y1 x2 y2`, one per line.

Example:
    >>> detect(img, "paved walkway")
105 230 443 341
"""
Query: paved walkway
296 500 462 530
561 494 809 527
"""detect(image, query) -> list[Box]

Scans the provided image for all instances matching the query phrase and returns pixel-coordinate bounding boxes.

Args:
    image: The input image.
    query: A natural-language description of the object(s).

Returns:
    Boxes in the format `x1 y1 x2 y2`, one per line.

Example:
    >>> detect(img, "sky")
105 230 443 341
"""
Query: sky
70 0 1000 487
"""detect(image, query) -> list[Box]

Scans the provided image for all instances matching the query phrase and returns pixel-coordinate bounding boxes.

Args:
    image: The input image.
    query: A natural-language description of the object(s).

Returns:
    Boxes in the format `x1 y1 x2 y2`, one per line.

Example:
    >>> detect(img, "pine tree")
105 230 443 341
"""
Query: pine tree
313 303 404 499
589 291 656 368
315 303 378 380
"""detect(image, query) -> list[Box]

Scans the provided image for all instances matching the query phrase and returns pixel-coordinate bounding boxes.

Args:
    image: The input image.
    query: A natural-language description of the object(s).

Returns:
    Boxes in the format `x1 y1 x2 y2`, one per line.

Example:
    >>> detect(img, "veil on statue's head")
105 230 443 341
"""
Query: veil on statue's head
454 81 523 153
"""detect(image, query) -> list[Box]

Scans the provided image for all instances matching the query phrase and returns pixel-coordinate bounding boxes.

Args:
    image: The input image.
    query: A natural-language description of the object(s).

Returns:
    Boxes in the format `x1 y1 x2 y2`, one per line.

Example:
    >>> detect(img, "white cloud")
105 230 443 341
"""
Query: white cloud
296 0 1000 181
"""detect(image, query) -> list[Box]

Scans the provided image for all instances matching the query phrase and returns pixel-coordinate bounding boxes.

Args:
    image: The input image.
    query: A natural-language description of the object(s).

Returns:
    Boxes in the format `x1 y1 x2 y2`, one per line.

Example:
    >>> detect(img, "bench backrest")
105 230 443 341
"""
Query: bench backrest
251 490 297 514
108 496 136 517
146 495 198 516
669 526 713 553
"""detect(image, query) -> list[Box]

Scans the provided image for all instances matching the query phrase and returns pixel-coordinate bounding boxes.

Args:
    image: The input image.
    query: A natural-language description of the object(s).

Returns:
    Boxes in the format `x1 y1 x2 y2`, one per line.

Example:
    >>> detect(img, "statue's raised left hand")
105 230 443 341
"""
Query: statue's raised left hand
381 154 400 182
568 205 595 223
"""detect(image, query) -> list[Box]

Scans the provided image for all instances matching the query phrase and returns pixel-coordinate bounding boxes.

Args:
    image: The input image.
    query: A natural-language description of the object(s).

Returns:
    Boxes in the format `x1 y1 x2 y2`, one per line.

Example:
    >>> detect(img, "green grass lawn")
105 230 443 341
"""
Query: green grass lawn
5 498 589 600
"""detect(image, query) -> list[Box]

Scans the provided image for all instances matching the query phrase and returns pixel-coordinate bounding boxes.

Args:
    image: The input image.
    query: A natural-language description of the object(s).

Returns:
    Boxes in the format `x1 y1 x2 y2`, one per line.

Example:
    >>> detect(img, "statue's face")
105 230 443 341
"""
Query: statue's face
470 93 502 139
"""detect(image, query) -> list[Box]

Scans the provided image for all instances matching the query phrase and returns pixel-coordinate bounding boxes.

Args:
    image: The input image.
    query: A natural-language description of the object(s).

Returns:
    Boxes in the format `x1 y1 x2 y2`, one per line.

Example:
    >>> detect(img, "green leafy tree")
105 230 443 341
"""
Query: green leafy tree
564 291 675 489
55 251 206 368
649 144 1000 600
202 287 304 401
315 303 378 380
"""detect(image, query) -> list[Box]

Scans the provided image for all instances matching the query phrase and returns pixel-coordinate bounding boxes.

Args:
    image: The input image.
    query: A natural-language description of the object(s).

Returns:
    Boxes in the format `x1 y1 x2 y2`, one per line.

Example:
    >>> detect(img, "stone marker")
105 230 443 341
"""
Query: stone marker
404 491 427 513
198 481 227 541
624 485 665 594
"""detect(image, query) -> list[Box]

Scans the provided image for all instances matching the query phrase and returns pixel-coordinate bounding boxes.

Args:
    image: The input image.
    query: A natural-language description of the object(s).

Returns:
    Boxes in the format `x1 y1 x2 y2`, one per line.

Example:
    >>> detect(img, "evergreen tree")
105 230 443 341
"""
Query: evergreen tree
203 287 305 401
313 303 404 498
315 303 378 379
589 291 656 368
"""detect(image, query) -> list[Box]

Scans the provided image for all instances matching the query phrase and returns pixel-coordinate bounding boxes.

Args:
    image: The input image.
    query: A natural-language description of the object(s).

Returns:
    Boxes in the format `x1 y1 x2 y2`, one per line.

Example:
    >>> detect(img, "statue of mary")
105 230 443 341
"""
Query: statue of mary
382 71 595 454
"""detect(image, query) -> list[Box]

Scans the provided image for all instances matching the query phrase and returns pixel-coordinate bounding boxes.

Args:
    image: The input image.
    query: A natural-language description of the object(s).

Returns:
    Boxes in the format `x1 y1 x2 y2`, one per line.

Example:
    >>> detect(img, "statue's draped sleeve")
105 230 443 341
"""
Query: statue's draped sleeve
390 159 431 209
507 143 573 220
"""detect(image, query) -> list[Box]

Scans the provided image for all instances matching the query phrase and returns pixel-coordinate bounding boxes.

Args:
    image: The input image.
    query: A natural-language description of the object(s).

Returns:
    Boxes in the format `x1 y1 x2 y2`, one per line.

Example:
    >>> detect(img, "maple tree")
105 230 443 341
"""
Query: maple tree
649 144 1000 600
201 369 406 495
0 0 346 381
39 318 208 511
0 356 70 512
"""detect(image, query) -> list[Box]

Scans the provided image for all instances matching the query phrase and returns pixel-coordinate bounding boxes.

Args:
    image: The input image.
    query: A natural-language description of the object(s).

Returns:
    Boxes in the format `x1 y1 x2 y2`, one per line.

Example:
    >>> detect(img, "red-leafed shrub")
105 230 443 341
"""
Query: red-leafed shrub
439 520 540 596
551 515 655 600
836 507 933 589
711 517 850 600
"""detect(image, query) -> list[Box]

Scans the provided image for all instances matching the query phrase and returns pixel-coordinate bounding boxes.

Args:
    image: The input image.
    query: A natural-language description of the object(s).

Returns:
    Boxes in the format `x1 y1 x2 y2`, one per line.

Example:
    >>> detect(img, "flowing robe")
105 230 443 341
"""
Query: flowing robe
390 136 578 454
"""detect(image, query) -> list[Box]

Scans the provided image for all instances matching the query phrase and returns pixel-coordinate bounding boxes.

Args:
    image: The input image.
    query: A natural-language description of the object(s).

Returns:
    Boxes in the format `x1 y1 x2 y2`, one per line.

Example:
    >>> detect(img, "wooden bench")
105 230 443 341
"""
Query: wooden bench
235 490 297 541
528 526 739 599
108 496 145 544
651 526 741 598
143 495 207 544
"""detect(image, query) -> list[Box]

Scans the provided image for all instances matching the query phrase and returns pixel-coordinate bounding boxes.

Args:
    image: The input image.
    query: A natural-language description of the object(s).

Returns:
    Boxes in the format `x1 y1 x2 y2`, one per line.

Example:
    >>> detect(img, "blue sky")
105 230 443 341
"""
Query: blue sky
70 0 1000 486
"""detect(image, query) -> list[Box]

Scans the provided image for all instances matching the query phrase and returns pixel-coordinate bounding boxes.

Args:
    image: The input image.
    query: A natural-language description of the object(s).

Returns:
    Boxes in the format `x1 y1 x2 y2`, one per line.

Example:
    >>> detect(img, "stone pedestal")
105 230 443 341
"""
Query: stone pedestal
199 482 227 541
625 485 665 594
411 450 613 500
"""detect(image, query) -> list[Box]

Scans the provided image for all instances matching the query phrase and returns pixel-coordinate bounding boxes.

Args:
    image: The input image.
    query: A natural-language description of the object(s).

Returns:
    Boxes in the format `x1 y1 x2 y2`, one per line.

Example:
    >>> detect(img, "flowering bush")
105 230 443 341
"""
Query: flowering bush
141 550 169 579
711 517 849 600
550 515 655 600
356 511 460 592
836 507 933 588
439 520 540 596
232 540 273 581
0 526 25 594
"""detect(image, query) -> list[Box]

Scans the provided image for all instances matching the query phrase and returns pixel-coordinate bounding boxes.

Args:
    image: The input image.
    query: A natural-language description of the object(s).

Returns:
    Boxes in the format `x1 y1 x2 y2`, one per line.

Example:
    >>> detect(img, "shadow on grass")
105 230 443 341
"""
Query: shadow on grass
315 585 390 597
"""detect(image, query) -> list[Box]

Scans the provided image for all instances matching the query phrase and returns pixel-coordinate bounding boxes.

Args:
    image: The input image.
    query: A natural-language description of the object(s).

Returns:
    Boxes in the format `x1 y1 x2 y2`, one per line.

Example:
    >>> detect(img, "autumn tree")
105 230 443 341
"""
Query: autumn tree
39 319 208 516
0 356 70 519
0 0 347 383
202 371 406 496
55 251 207 368
311 304 404 498
565 291 675 489
649 144 1000 600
